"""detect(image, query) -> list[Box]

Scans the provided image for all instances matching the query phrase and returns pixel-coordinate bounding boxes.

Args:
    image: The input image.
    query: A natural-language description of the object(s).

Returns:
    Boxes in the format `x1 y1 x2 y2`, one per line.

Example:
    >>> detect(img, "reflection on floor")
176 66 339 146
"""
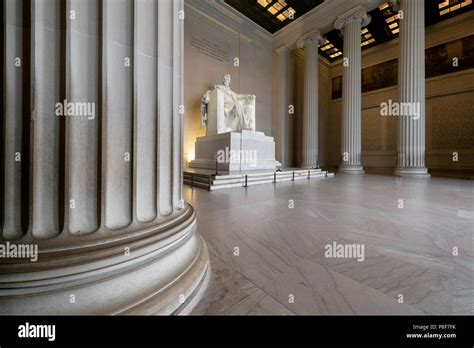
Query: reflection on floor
187 174 473 315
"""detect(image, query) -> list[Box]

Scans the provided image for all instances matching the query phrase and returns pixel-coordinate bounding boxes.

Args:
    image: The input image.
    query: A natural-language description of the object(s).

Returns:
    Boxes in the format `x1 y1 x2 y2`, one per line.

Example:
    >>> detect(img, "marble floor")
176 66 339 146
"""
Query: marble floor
187 174 473 315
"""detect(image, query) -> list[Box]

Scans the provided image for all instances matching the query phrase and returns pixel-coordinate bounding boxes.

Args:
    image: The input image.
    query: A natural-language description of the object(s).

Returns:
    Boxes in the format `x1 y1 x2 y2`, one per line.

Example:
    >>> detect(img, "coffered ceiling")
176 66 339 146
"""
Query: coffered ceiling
225 0 473 61
224 0 325 34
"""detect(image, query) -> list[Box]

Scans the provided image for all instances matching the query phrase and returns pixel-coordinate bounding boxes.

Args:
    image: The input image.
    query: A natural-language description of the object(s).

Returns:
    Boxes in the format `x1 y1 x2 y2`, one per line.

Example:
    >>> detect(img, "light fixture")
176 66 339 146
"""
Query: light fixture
439 0 472 16
360 28 375 47
257 0 296 22
257 0 272 7
321 40 342 59
378 2 401 36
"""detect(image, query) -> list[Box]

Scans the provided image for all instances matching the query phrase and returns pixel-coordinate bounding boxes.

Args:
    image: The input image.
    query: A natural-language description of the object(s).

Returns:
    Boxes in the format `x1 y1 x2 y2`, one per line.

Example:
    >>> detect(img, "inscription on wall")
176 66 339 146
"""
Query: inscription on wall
190 37 230 63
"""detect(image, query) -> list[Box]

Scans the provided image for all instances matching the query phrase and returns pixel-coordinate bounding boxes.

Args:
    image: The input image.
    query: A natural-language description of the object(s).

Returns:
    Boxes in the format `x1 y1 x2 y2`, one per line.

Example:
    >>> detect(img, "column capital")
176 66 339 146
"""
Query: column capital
334 5 371 30
296 29 323 49
276 44 289 55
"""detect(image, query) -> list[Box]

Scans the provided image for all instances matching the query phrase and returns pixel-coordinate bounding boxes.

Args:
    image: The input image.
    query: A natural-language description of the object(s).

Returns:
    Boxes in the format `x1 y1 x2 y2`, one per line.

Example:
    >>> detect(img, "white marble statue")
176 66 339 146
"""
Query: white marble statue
201 74 256 134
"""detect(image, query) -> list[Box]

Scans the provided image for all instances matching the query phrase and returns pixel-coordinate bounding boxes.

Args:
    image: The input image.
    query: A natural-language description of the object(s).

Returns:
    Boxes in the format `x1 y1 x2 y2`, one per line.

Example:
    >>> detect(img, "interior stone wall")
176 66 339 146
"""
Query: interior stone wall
183 1 273 165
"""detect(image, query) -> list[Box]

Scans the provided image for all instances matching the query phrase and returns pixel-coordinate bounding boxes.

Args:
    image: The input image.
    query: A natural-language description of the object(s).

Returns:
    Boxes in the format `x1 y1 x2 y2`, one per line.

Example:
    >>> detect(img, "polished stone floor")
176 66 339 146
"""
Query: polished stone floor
187 174 473 315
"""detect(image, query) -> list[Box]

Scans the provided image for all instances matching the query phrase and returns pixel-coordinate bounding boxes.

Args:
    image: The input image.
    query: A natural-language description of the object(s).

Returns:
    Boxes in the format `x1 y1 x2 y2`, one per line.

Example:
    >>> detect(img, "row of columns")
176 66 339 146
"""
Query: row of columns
275 0 429 178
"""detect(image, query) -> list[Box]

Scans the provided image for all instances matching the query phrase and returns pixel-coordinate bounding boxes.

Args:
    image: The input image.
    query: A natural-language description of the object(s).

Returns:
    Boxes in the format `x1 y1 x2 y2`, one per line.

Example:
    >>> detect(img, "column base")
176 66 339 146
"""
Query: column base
0 205 210 315
394 167 431 179
338 165 365 174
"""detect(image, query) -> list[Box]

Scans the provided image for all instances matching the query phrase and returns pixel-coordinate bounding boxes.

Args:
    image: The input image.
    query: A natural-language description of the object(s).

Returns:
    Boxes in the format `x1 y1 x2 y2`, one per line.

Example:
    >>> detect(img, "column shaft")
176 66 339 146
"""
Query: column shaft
3 0 23 239
394 0 429 178
31 0 61 238
158 0 174 216
172 0 184 210
103 0 134 229
134 0 158 222
301 38 319 168
336 8 367 174
67 0 100 234
276 46 289 167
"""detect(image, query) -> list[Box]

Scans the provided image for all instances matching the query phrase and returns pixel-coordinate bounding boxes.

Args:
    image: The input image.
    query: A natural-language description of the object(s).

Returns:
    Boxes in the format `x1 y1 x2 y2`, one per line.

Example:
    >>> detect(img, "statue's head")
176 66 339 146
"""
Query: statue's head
223 74 231 87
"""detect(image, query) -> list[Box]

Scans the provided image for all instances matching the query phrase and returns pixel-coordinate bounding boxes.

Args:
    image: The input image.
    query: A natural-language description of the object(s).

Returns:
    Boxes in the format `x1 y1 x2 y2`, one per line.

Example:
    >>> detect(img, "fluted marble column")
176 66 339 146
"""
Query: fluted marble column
0 0 209 315
394 0 430 178
275 45 290 167
297 31 323 168
335 6 370 174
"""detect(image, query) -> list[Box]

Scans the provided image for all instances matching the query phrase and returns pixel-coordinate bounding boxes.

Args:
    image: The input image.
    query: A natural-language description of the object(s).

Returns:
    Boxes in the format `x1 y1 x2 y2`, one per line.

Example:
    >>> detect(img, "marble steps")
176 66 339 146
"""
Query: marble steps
184 169 334 191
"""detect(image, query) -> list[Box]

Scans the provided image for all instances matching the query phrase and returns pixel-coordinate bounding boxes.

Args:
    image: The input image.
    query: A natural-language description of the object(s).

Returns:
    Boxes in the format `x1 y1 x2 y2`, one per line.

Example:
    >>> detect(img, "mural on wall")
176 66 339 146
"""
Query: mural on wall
331 76 342 100
426 35 474 78
331 35 474 99
362 59 398 93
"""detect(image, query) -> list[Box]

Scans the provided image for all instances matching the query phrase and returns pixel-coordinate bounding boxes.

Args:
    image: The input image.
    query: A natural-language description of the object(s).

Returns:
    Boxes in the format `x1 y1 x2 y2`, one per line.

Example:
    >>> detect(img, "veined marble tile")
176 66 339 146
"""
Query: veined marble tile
191 253 293 315
185 174 474 315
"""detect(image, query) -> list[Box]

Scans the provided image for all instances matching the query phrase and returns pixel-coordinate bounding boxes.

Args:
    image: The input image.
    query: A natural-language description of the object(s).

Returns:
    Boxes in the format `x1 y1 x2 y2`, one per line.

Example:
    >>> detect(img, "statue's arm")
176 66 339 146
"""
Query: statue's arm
200 90 210 127
236 93 256 102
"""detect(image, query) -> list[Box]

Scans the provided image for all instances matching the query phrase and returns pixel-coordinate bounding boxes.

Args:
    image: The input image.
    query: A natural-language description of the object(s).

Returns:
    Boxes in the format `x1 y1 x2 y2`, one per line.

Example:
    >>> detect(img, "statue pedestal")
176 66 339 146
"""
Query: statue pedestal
190 130 281 172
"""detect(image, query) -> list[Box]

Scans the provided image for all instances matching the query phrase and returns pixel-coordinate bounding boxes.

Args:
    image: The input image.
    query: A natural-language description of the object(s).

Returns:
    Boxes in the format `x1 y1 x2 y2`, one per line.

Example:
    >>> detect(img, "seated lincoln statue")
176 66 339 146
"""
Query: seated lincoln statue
190 74 280 172
201 74 256 135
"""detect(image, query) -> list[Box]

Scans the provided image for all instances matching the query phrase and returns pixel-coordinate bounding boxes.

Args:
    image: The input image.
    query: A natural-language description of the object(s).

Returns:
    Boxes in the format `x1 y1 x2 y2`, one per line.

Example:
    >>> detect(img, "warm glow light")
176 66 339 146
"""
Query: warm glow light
439 0 472 15
257 0 270 7
439 0 449 9
268 6 278 14
257 0 295 21
273 2 283 11
186 149 195 163
386 15 397 23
